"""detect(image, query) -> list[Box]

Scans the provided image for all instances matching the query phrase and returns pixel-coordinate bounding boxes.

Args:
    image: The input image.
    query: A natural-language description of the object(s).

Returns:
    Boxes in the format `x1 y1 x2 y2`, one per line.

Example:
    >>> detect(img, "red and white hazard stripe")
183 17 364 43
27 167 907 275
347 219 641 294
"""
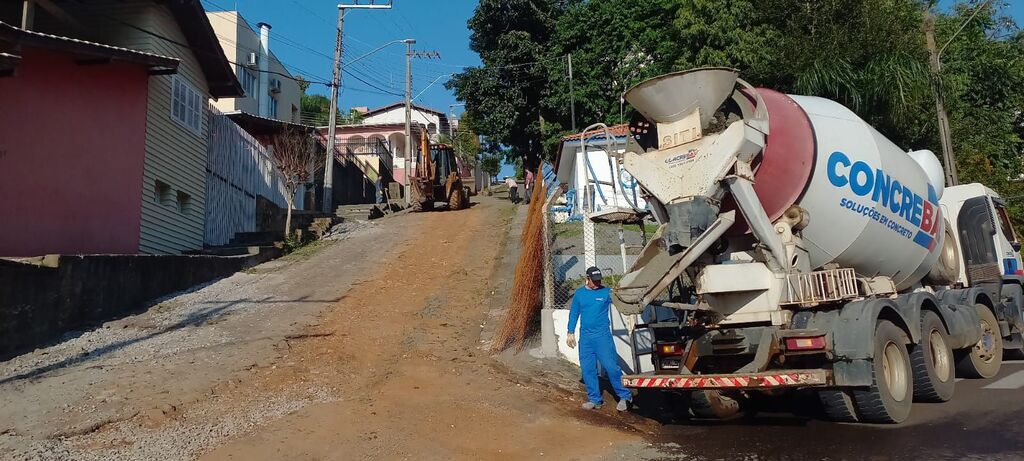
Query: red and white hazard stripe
623 370 829 389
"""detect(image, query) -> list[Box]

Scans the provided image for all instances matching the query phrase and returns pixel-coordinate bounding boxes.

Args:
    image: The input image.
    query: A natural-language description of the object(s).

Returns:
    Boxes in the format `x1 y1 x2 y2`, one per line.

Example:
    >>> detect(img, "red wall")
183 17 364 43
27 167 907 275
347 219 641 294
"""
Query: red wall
0 49 150 256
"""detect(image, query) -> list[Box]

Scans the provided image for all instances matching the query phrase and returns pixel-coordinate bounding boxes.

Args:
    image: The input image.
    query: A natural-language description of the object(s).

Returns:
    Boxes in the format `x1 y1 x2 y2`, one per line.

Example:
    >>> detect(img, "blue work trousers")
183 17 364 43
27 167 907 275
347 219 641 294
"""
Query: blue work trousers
579 333 631 404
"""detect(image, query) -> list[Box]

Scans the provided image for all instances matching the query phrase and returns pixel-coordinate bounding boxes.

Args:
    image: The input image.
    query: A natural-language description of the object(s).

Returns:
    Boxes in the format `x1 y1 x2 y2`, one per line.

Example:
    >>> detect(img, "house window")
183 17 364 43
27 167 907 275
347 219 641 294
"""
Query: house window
268 96 278 119
154 180 172 206
240 67 257 98
177 190 193 215
171 76 203 135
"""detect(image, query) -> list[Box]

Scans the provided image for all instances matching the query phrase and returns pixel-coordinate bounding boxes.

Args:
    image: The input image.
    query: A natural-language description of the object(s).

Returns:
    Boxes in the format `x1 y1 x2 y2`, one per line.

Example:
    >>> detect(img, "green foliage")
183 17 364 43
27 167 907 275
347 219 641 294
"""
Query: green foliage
479 150 503 177
299 81 364 127
439 111 483 167
447 0 574 166
935 3 1024 223
455 0 1024 225
541 0 683 151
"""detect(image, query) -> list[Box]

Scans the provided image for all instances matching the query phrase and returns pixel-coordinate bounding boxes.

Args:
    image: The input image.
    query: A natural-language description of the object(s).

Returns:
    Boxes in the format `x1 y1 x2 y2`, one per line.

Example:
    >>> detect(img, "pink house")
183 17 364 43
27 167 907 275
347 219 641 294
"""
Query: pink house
323 122 428 187
0 23 175 256
0 1 242 257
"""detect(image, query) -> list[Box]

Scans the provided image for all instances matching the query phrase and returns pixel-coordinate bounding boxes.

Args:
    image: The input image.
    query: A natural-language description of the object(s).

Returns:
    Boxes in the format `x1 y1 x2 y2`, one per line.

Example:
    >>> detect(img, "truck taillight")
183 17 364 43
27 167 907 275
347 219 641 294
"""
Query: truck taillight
657 343 684 356
785 336 827 351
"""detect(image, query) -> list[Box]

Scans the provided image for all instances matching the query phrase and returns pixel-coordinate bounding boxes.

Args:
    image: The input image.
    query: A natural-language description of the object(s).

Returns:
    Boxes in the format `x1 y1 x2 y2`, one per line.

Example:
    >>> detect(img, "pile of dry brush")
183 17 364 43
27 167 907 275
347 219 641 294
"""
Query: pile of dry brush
491 173 548 352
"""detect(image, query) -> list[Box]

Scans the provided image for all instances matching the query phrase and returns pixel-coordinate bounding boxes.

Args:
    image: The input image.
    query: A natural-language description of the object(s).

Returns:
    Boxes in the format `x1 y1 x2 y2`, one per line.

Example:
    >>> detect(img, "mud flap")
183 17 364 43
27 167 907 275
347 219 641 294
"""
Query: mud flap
937 287 987 350
796 300 914 387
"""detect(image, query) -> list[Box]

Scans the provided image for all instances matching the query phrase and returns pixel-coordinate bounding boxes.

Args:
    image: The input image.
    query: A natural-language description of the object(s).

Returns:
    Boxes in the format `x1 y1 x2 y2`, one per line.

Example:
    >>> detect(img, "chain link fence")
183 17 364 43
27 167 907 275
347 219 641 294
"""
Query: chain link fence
544 203 652 310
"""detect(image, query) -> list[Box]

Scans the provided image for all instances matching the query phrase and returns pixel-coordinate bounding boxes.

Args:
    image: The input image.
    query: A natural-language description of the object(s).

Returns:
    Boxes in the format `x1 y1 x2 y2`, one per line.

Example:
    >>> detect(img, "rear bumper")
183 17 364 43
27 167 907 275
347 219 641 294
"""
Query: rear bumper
622 369 831 390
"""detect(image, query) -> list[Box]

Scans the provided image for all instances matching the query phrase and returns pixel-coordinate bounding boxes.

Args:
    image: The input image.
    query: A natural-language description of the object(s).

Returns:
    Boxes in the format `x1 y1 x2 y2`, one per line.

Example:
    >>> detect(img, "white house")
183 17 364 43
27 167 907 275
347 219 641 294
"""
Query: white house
362 102 451 141
555 124 648 220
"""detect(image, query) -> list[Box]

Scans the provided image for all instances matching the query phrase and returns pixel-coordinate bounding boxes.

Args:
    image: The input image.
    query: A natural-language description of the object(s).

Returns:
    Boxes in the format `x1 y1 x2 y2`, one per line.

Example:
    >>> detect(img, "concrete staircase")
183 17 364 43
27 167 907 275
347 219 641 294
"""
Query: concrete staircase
335 204 384 221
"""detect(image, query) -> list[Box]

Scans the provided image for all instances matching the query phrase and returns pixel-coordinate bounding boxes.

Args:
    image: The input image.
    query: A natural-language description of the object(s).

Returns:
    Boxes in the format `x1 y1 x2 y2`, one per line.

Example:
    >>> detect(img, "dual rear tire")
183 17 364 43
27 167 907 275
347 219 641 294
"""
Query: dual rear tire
850 320 914 424
821 314 956 424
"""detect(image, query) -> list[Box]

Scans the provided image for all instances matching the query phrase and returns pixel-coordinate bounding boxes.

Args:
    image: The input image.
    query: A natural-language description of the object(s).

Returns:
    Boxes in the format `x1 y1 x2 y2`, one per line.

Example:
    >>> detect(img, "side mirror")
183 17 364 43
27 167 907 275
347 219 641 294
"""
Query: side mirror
1012 241 1021 252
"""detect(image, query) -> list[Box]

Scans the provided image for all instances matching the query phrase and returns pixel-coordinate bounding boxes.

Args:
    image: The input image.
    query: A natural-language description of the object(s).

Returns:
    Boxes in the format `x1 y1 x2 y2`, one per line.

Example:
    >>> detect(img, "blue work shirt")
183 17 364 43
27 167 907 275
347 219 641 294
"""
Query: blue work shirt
567 285 613 337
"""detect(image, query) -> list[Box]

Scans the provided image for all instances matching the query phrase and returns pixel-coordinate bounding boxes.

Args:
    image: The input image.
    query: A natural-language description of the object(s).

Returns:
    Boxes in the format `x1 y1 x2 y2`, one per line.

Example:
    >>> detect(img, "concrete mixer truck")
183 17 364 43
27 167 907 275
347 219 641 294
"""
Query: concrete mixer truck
612 68 1024 424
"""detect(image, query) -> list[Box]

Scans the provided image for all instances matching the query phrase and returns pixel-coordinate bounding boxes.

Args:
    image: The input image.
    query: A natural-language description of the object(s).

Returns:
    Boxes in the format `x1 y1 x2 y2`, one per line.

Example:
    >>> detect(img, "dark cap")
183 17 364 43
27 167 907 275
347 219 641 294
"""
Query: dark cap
585 266 603 282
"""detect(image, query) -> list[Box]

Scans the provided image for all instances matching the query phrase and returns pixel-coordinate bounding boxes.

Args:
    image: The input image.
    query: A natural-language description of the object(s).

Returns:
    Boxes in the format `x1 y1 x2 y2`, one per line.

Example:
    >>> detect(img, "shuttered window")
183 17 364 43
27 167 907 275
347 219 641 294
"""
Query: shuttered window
171 76 203 135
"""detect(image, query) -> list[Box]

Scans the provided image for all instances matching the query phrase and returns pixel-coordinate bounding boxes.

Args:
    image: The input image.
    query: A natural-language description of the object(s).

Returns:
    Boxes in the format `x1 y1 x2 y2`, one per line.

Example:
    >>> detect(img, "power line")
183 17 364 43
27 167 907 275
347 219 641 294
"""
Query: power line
105 15 335 88
344 69 403 96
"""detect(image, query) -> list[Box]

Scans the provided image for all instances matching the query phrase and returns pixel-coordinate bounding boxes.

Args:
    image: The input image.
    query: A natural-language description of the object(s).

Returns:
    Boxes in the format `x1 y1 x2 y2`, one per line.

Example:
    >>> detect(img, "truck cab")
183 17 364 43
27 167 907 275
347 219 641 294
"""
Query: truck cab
941 184 1024 357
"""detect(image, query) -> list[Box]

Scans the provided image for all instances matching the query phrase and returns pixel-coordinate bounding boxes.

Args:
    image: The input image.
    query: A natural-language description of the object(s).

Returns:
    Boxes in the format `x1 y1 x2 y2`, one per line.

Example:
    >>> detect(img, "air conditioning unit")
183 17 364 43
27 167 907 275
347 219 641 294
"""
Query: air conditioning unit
270 78 282 93
245 52 258 67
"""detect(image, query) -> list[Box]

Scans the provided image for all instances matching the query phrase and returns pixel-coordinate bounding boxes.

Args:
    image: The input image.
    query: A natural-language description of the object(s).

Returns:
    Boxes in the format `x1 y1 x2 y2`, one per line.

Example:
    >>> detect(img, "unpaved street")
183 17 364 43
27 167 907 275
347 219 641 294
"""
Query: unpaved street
7 194 1023 461
0 197 645 461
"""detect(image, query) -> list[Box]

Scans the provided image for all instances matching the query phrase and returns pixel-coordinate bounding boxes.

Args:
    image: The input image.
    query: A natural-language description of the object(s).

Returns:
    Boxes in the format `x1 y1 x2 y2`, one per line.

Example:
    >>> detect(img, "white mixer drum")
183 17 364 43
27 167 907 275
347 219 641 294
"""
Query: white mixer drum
788 96 946 290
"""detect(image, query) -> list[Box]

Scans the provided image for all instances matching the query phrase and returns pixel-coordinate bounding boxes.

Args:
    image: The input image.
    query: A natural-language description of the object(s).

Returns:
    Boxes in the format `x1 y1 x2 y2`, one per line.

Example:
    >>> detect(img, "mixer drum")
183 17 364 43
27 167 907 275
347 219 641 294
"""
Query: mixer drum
744 92 947 290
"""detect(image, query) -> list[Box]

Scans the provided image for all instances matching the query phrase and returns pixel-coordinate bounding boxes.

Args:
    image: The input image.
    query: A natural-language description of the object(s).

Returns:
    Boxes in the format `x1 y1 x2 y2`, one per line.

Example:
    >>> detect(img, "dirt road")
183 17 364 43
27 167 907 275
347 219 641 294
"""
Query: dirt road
1 196 646 461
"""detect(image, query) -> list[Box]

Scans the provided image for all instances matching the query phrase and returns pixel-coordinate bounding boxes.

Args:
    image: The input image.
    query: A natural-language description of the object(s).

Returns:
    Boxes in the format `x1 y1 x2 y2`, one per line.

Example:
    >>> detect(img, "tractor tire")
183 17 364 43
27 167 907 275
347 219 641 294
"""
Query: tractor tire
818 390 859 423
955 304 1002 379
852 320 913 424
910 311 955 402
450 186 466 210
689 390 741 419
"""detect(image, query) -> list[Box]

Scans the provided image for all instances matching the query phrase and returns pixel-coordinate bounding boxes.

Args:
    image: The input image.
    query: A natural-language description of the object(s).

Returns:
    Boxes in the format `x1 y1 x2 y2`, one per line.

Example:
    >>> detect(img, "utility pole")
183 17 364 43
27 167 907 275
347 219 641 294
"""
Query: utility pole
924 11 958 187
404 39 415 203
568 53 576 132
403 44 440 202
322 1 392 214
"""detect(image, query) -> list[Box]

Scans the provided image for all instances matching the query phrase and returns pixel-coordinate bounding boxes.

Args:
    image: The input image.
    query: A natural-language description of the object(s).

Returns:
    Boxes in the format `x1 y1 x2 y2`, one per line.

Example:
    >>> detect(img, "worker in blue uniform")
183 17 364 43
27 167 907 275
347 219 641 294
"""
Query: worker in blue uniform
567 266 632 411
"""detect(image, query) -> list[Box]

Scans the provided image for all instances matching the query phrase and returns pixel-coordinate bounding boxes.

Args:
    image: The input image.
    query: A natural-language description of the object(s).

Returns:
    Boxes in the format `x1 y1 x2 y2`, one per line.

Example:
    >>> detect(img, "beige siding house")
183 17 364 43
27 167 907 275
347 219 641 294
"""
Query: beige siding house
207 11 301 124
28 0 242 254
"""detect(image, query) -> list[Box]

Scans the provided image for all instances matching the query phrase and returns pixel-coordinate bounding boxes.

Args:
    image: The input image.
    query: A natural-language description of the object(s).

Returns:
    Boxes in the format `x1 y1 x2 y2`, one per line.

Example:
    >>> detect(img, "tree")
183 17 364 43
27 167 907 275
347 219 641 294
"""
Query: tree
934 2 1024 222
447 0 572 167
269 128 319 237
298 75 364 127
479 150 502 179
542 0 684 152
454 0 1024 226
440 111 483 167
300 94 364 127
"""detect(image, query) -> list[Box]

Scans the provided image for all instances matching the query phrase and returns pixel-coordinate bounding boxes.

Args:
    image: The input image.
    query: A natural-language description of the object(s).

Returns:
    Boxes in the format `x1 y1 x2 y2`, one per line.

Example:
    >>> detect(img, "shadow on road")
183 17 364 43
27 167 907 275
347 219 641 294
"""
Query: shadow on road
0 295 341 385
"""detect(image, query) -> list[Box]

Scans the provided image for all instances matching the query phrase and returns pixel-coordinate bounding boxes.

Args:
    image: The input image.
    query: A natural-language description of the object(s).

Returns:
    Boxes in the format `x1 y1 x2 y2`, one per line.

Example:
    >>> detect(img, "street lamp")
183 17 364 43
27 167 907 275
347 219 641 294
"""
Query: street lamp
349 38 414 66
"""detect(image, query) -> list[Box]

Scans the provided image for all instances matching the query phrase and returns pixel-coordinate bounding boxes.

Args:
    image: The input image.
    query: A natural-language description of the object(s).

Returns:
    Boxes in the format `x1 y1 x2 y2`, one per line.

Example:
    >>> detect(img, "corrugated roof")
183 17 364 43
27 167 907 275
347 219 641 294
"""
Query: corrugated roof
0 21 179 71
559 123 630 141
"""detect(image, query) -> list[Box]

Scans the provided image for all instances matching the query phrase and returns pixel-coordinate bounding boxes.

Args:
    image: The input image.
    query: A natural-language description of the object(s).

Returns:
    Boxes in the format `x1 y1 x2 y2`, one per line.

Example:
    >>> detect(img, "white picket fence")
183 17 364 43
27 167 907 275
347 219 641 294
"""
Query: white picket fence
204 109 291 246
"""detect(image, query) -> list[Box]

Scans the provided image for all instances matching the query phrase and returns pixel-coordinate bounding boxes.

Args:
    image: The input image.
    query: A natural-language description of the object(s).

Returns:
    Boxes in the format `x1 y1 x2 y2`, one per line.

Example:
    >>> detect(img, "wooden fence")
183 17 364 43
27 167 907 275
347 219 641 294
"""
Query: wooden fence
204 110 291 246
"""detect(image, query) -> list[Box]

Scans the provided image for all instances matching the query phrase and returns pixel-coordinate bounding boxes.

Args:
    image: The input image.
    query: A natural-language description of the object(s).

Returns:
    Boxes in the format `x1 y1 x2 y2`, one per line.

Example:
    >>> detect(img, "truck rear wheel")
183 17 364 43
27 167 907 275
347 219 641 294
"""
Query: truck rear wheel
853 320 913 424
955 304 1002 378
689 390 741 419
910 311 955 402
818 390 859 422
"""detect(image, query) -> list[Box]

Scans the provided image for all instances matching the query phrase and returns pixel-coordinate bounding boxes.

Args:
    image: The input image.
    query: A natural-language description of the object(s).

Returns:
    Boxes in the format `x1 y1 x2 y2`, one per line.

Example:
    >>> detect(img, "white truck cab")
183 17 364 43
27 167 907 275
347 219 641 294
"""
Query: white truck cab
942 184 1024 286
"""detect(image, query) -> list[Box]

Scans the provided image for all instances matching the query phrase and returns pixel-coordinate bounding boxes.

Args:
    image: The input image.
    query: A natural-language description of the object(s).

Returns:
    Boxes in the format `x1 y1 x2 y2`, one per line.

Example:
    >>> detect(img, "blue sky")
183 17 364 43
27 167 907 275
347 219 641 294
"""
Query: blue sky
201 0 480 117
202 1 1023 180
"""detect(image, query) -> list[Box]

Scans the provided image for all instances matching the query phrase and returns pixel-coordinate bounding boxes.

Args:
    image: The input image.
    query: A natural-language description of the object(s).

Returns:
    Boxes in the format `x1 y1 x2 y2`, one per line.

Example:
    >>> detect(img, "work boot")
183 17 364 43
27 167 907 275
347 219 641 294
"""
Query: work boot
616 400 630 412
581 401 602 410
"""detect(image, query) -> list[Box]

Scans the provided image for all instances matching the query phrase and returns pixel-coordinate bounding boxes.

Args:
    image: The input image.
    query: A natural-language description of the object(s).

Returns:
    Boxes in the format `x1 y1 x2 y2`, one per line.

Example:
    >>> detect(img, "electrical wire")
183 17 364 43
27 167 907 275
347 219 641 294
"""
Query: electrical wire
105 15 335 88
